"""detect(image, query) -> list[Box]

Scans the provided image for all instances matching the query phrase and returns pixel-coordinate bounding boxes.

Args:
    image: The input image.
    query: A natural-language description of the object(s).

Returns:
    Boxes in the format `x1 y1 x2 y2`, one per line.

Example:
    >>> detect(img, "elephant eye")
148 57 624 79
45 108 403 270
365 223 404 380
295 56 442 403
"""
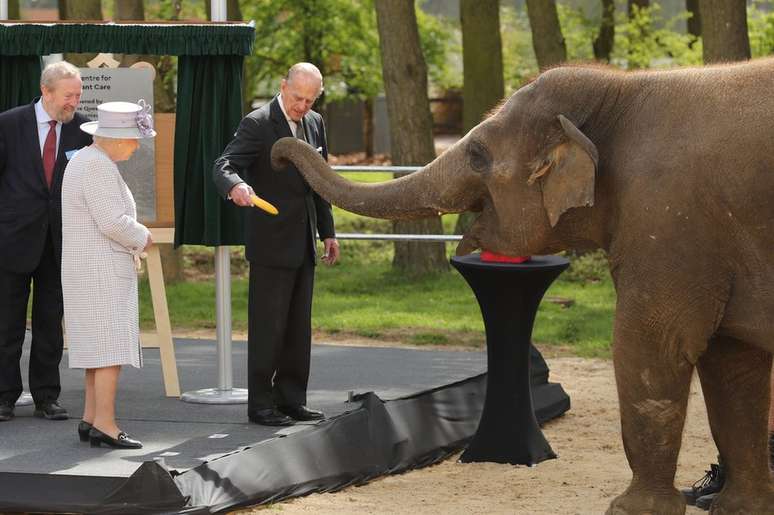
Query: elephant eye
468 140 492 173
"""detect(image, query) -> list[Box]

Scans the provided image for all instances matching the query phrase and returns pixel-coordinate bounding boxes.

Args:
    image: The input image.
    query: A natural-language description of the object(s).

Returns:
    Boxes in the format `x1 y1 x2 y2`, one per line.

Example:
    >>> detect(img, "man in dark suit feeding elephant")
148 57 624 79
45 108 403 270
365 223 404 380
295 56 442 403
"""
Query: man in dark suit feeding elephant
213 63 339 427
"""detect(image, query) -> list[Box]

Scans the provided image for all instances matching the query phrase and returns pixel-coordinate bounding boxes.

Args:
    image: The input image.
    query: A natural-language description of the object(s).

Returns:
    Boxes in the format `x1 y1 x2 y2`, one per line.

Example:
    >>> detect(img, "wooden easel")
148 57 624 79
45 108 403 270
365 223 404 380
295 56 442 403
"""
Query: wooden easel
139 227 180 397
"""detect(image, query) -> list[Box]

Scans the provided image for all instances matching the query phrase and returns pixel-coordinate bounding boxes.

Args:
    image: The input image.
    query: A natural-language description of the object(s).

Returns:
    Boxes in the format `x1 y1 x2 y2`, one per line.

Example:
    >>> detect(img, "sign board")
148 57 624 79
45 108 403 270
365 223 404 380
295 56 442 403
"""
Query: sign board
77 67 156 222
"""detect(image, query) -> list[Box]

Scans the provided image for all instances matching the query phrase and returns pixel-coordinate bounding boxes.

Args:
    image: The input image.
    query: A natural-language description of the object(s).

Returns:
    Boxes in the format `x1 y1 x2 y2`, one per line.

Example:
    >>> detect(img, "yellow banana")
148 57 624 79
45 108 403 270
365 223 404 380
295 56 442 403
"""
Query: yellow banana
250 194 279 215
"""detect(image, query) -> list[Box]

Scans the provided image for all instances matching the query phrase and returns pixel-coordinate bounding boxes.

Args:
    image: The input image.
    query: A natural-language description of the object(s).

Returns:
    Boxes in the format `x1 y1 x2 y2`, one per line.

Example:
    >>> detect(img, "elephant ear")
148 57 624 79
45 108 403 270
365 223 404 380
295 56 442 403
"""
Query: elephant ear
527 115 598 227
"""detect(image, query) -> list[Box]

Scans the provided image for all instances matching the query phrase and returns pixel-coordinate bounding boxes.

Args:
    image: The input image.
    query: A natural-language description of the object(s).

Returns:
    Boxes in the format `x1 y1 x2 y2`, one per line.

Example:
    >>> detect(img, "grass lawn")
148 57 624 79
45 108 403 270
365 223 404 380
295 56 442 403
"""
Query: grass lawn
138 170 615 358
139 248 615 358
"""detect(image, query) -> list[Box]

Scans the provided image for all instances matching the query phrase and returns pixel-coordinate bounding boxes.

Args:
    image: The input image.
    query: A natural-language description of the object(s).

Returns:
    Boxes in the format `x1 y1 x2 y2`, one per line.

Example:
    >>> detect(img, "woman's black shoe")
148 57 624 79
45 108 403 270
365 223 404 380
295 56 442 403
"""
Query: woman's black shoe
88 427 142 449
78 421 92 442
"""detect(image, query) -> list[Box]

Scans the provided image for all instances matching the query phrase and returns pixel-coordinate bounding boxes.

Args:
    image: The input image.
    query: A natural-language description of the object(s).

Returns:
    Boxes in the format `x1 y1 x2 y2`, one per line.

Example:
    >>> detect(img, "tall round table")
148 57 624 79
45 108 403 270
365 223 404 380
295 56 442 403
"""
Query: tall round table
450 254 569 465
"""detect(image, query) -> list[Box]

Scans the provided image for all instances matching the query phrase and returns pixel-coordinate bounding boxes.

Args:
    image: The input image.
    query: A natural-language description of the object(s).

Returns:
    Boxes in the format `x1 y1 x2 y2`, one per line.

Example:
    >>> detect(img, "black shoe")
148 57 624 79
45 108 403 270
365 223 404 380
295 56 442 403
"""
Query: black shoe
681 463 725 505
0 401 13 422
78 421 93 442
33 400 68 420
695 492 716 510
89 427 142 449
248 408 294 426
277 405 325 421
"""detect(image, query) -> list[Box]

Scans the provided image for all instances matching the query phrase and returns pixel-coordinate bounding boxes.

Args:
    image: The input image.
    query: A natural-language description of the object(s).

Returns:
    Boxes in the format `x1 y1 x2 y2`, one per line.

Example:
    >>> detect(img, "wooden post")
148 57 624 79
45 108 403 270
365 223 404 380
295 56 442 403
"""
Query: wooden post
140 227 180 397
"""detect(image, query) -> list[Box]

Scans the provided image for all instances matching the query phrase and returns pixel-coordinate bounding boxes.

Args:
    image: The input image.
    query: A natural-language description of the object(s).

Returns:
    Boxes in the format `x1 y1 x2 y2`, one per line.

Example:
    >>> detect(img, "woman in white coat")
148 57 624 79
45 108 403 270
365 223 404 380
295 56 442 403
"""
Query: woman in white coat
61 101 155 449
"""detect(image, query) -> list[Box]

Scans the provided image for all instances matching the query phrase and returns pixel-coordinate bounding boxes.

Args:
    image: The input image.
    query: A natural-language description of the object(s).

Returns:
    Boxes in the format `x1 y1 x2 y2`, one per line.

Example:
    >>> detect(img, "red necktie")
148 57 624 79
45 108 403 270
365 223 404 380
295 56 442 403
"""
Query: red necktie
42 120 57 189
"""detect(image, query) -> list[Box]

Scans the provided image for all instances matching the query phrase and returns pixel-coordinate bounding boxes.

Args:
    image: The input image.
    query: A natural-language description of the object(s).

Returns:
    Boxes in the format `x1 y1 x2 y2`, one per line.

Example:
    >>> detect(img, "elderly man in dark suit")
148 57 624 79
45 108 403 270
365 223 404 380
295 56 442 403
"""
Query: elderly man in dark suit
0 61 92 422
213 62 339 426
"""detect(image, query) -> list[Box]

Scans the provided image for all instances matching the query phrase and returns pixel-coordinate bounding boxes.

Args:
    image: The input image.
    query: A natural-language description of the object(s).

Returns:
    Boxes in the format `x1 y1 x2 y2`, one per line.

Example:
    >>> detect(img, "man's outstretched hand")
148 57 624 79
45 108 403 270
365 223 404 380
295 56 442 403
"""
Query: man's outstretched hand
229 183 255 207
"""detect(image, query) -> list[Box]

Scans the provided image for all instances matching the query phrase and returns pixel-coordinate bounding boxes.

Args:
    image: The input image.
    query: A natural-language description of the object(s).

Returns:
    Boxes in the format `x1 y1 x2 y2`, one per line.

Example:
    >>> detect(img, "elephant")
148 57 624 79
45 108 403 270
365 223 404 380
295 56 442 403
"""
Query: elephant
271 58 774 514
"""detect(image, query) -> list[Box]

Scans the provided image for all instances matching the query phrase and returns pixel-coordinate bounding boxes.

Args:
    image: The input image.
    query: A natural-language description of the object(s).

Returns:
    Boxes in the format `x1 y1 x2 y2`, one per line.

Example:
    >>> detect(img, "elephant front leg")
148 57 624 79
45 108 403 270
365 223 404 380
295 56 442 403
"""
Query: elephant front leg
606 316 695 515
697 336 774 514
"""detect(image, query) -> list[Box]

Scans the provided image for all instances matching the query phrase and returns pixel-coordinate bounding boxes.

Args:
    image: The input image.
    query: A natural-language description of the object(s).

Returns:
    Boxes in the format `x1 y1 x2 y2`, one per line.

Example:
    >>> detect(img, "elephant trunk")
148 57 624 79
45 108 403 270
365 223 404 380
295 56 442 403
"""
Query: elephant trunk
271 137 479 220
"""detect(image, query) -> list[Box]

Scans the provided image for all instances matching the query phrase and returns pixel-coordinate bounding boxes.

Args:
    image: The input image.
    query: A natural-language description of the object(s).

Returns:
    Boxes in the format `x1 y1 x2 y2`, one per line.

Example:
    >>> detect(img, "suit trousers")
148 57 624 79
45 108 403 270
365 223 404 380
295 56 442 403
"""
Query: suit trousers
247 251 315 412
0 230 63 404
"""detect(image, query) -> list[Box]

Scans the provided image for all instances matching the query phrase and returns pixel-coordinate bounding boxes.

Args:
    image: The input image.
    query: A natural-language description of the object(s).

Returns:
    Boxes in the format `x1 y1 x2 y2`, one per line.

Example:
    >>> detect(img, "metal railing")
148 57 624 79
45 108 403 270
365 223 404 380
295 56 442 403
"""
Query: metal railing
331 164 462 242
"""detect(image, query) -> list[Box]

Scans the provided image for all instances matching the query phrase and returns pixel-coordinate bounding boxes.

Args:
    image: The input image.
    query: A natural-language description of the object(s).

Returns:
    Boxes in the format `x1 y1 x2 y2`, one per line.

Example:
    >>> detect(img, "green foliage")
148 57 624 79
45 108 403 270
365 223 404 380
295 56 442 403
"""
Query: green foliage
562 250 610 284
500 5 539 92
417 4 461 92
243 0 456 102
556 3 597 62
748 1 774 57
611 2 702 69
501 0 707 94
243 0 374 101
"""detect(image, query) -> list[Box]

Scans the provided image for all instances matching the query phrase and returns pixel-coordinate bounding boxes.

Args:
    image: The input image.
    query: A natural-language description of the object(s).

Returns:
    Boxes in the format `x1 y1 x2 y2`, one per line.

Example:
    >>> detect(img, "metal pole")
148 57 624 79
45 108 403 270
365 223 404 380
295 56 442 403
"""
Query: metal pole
0 0 8 20
215 245 234 391
181 0 247 404
210 0 227 22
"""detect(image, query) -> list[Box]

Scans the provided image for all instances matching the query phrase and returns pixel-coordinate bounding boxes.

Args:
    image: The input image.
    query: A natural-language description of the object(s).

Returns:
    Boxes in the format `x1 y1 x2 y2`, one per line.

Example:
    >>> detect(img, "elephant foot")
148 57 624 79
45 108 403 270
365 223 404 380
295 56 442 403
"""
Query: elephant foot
709 484 774 514
605 487 685 515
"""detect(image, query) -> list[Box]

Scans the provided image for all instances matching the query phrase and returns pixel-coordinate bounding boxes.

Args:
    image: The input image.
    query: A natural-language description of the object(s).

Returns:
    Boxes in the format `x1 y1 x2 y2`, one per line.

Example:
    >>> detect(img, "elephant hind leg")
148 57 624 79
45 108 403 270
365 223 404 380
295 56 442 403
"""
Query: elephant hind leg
697 336 774 514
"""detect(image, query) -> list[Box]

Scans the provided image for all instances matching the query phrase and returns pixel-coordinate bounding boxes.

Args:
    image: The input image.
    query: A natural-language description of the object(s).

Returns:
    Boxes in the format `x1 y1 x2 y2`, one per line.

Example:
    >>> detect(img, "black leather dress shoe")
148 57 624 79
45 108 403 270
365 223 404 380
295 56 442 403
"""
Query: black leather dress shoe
89 427 142 449
248 408 294 426
278 405 325 421
34 400 68 420
78 421 93 442
0 401 14 422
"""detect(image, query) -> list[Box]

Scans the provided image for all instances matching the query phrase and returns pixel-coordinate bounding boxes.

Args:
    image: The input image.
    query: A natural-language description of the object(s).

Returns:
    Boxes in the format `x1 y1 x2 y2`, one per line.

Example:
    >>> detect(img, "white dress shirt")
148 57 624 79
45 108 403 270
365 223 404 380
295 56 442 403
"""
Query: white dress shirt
277 94 302 137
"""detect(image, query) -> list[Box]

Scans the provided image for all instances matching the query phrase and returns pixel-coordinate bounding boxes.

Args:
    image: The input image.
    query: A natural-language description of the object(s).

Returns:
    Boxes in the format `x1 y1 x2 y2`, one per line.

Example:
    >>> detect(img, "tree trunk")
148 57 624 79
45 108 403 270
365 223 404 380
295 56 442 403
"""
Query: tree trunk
525 0 566 69
460 0 503 135
8 0 20 19
593 0 615 62
699 0 750 64
455 0 504 235
686 0 701 40
114 0 143 20
374 0 447 275
60 0 102 66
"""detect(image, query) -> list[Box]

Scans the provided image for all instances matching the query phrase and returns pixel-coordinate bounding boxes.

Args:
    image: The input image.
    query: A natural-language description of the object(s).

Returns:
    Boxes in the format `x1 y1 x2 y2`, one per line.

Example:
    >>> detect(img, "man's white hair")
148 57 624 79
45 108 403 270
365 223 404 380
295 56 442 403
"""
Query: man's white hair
40 61 81 90
286 62 323 91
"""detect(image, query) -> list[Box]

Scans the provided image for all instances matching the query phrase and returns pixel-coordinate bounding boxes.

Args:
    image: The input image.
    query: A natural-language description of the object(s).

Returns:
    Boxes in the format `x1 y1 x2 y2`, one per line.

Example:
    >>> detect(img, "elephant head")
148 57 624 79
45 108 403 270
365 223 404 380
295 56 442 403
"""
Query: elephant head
271 84 599 257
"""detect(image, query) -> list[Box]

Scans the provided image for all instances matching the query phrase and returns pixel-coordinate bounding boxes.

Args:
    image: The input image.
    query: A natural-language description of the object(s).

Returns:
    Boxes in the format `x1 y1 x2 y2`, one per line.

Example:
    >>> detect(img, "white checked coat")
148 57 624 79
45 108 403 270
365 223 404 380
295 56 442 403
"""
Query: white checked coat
61 145 150 369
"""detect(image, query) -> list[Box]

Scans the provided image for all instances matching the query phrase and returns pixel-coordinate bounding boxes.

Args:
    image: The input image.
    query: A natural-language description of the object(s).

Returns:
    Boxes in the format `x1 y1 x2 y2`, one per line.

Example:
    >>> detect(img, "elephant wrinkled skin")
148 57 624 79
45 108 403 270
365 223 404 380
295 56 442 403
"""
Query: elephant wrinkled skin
272 58 774 514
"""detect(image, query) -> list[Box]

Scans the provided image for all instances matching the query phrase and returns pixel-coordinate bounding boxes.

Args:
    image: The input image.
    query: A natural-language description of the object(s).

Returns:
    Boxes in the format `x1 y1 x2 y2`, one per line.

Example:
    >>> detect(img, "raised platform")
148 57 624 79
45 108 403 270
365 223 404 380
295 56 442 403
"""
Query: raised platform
0 336 569 513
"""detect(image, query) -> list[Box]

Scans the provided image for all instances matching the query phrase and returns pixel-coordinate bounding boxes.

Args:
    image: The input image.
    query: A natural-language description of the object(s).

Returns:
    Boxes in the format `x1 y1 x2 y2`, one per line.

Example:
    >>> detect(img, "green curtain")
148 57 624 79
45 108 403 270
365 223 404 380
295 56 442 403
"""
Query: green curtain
0 23 254 56
0 22 254 247
174 55 245 246
0 55 41 112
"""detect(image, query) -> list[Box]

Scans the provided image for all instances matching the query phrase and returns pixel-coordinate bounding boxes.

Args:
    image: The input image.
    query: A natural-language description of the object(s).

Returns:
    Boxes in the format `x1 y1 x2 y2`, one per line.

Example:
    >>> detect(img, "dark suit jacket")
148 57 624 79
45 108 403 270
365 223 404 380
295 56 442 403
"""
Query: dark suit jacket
0 100 92 274
212 96 335 268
